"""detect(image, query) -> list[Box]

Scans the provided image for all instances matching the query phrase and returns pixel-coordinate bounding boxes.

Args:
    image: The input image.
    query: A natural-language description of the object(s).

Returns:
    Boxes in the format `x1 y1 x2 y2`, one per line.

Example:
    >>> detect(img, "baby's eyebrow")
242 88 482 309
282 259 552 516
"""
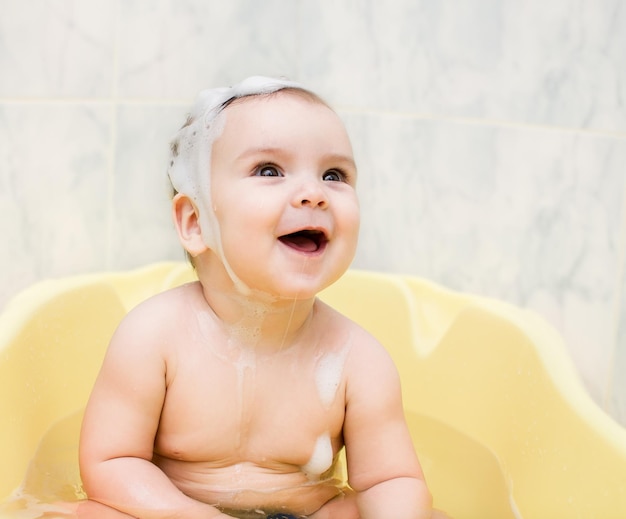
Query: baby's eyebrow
325 154 357 171
236 147 356 170
236 146 286 161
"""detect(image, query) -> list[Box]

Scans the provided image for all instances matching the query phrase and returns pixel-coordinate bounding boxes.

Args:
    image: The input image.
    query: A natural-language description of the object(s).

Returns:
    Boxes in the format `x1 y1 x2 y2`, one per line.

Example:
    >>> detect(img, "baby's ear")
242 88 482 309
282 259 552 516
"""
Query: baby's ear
172 193 208 257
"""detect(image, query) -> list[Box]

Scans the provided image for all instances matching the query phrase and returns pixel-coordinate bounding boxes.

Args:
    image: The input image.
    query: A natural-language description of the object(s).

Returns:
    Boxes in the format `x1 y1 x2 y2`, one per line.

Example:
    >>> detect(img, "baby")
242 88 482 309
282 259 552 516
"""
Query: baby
79 77 433 519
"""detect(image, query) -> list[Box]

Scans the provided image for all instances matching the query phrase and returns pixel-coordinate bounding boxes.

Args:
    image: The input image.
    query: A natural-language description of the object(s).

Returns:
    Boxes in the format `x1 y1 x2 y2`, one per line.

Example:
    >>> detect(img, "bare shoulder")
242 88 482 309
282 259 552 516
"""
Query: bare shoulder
90 281 208 401
108 281 205 354
127 280 203 318
313 298 398 376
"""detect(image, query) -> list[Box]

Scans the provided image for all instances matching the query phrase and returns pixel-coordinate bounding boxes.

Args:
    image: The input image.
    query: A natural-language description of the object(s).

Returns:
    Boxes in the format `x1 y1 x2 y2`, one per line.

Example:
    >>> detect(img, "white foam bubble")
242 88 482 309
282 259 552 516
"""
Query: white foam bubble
314 347 349 408
301 433 333 478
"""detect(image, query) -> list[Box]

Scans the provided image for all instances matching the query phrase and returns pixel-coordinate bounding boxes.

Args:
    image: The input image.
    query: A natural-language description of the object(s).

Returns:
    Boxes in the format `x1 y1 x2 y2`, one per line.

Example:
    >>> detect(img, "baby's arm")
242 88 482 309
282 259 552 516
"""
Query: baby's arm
79 300 230 519
342 333 433 519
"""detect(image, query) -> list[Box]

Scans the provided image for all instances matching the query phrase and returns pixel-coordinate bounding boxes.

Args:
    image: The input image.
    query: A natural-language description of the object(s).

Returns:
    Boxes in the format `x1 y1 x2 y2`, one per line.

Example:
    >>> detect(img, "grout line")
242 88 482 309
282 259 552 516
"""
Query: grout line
0 97 192 106
2 97 626 140
335 105 626 141
105 0 121 271
294 1 302 81
602 177 626 413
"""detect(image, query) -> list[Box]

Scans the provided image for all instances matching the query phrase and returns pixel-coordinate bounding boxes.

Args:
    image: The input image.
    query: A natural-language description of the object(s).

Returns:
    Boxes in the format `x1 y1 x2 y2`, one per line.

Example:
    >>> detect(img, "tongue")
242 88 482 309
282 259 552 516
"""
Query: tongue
281 234 318 252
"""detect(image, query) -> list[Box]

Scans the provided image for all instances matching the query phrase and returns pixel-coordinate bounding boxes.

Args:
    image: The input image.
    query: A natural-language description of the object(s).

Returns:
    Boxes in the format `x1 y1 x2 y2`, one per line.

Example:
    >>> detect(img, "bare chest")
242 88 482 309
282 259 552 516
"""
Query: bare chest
154 341 348 473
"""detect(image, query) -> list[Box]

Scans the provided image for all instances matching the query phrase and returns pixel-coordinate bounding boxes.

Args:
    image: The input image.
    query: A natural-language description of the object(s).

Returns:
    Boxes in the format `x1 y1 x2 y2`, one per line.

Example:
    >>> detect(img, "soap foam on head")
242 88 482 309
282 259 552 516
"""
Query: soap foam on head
167 76 304 296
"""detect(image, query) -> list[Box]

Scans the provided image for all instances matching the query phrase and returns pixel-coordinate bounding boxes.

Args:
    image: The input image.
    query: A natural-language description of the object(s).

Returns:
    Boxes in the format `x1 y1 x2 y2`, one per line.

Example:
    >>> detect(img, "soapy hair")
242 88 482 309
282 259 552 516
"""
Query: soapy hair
168 77 328 197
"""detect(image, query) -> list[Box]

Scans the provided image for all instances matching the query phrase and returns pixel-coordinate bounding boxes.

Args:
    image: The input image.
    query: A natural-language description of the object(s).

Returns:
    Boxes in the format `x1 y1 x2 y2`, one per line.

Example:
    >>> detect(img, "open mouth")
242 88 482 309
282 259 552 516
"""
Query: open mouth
278 229 328 253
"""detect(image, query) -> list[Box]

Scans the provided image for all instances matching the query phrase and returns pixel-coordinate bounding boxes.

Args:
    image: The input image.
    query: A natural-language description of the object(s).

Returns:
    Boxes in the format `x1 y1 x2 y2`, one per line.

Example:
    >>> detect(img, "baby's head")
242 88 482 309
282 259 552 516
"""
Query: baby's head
168 76 359 298
168 77 326 246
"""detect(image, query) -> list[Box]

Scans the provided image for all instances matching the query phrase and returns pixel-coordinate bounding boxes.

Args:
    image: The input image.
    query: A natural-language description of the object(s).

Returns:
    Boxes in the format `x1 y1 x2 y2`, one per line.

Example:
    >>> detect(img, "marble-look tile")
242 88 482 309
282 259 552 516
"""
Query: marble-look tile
0 0 116 97
0 103 111 310
110 104 189 269
343 110 626 402
497 0 626 133
0 0 623 425
117 0 299 99
300 0 626 133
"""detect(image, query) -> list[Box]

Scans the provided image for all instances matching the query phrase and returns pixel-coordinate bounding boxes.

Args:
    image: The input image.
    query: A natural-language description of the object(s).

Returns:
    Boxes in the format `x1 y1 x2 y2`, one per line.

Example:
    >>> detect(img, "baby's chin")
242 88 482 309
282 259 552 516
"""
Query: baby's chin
230 269 340 302
266 277 342 302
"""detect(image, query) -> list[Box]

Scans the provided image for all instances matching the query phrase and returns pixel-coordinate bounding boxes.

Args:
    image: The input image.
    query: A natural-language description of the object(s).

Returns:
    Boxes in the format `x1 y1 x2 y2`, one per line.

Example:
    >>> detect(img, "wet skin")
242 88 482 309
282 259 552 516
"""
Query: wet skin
79 92 431 518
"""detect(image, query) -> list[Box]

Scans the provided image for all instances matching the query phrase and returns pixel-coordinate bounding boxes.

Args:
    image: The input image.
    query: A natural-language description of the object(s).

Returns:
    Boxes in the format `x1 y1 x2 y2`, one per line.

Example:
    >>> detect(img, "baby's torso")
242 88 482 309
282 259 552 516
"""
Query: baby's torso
152 289 353 515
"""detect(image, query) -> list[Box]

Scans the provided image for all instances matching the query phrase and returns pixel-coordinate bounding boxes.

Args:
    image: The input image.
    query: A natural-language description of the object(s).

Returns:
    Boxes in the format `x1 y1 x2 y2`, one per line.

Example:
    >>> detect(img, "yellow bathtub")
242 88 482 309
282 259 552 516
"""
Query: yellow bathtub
1 262 625 519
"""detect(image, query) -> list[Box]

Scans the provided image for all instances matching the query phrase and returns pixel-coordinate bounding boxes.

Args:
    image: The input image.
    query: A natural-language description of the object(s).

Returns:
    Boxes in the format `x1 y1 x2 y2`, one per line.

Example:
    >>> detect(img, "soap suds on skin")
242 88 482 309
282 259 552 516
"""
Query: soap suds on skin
301 433 333 479
314 340 350 408
302 342 351 479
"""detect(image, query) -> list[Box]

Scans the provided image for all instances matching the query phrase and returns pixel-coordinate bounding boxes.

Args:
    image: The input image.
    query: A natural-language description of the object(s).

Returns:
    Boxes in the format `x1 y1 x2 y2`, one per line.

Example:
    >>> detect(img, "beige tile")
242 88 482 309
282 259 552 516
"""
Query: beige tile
109 103 187 269
0 0 116 97
299 0 626 132
0 103 111 309
116 0 299 99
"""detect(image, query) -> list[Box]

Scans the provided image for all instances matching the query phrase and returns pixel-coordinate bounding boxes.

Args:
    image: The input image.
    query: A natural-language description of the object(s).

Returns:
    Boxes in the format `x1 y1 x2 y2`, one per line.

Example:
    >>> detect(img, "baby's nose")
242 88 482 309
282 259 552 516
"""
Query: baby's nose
294 180 329 208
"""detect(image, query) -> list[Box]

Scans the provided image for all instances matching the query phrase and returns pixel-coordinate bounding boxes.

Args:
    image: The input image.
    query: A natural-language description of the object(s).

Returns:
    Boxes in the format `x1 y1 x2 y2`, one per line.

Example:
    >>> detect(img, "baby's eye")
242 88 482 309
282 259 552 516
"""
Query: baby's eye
255 165 283 177
322 169 346 182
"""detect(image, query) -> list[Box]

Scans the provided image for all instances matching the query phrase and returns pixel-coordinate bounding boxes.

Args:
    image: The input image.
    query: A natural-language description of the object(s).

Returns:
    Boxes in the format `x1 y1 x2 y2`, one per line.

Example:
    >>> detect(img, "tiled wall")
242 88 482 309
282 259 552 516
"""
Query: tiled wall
1 0 625 424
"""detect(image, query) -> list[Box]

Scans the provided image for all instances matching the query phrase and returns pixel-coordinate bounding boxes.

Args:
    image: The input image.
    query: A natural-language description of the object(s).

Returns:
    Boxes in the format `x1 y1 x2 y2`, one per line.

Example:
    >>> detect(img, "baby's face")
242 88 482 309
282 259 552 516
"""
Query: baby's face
206 92 360 299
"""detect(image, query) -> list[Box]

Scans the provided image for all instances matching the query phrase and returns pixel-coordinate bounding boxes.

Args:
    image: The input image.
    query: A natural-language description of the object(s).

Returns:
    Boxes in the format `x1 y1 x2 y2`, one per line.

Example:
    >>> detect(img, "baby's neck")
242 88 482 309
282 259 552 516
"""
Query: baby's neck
200 280 317 353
